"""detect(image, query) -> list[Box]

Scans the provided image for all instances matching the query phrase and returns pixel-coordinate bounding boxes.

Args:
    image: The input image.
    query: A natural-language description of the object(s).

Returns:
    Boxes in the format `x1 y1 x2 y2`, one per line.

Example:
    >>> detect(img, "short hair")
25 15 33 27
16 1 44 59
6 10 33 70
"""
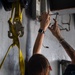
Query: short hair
27 54 50 75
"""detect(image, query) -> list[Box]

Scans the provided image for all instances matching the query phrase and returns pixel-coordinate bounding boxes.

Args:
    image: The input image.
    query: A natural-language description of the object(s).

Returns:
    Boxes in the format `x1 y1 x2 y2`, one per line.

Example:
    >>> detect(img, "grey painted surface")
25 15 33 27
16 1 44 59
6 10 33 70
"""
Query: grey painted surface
0 7 75 75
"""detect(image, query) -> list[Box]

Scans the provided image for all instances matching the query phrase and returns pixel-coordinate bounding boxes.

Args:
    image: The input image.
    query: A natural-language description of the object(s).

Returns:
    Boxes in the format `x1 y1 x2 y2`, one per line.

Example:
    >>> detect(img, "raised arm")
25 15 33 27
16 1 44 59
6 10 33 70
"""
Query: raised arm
33 12 50 54
48 19 75 64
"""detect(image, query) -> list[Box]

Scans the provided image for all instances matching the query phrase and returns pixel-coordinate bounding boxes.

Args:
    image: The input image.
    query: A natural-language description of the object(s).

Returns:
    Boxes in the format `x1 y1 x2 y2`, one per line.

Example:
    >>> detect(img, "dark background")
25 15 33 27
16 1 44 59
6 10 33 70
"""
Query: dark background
49 0 75 11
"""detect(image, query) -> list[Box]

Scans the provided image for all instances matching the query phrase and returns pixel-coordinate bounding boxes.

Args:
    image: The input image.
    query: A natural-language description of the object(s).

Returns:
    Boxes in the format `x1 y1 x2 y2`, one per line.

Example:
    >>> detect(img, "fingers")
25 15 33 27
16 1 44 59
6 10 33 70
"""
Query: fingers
51 25 54 29
48 19 57 31
53 18 58 27
48 15 50 21
53 18 57 23
48 27 52 32
48 10 50 17
47 11 50 21
49 16 50 21
40 12 50 26
53 18 58 24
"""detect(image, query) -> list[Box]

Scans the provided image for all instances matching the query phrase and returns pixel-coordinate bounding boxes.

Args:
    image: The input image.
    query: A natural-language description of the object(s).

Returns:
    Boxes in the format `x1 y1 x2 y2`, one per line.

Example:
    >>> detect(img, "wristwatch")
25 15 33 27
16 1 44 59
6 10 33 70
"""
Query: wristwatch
38 29 45 34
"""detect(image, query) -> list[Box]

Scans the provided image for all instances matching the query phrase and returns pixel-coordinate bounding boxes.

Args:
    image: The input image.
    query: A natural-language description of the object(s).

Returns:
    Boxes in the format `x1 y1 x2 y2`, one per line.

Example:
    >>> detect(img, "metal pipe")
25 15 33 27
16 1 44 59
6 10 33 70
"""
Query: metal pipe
26 17 32 62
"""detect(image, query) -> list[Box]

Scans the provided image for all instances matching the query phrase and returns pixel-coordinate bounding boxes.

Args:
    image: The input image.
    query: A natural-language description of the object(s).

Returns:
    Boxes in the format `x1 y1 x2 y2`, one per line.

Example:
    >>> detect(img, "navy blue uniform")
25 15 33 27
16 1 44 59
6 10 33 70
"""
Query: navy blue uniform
63 64 75 75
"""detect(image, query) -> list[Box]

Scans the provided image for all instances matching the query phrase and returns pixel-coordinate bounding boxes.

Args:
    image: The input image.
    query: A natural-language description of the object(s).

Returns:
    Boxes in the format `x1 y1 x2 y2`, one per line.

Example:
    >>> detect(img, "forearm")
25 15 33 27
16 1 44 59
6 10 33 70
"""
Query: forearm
48 18 75 63
33 33 44 54
57 36 75 61
33 12 50 54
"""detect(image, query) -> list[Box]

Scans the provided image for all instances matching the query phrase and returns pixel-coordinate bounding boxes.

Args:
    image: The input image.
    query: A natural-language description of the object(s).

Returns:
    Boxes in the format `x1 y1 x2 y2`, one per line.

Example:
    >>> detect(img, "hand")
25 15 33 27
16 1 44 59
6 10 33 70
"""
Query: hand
40 11 50 31
48 19 62 39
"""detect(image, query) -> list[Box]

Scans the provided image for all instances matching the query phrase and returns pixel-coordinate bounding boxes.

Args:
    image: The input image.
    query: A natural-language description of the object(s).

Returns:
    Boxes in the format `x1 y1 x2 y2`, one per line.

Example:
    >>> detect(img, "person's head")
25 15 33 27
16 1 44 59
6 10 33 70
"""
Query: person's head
28 54 52 75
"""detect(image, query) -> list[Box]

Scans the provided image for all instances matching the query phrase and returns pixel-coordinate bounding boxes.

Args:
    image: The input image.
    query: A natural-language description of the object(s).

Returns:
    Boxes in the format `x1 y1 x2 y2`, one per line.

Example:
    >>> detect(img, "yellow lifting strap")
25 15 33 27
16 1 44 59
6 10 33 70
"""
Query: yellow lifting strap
0 1 25 75
0 44 25 75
